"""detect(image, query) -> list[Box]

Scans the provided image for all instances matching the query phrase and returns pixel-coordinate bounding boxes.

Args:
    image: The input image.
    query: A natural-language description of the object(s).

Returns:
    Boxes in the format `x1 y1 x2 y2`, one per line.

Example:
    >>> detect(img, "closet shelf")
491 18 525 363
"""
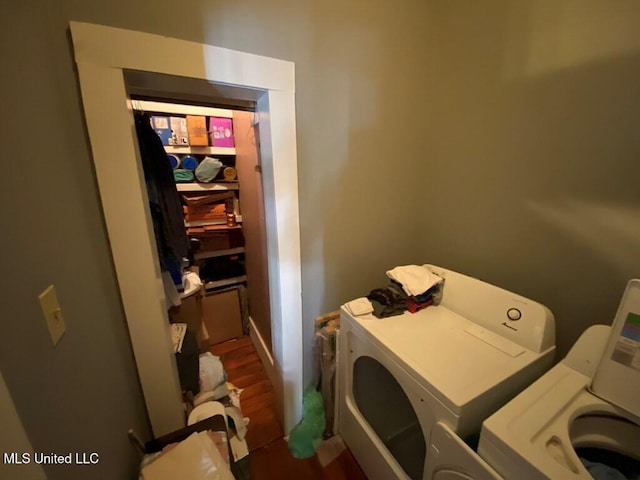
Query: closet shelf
194 247 245 261
165 145 236 156
187 225 242 235
135 100 233 118
204 275 247 291
184 216 242 228
176 182 239 192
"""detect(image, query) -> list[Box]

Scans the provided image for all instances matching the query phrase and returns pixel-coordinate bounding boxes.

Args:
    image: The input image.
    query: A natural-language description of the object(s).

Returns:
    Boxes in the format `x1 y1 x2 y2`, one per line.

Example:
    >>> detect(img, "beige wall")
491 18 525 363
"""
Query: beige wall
1 0 431 477
421 1 640 358
1 0 639 476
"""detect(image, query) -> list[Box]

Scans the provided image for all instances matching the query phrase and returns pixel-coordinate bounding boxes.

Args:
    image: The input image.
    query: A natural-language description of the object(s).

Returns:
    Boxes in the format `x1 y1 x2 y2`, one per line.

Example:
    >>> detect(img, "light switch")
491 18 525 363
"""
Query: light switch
38 285 66 346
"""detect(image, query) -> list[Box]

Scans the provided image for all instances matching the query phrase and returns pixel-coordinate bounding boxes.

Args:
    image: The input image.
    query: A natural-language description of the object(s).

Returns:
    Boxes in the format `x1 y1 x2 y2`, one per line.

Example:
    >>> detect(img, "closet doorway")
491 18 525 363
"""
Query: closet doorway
126 75 274 355
70 22 303 436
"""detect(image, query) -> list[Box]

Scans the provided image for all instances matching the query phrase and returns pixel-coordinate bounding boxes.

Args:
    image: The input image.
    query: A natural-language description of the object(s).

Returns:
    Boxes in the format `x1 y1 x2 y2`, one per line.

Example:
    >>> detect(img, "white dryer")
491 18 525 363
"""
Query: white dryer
338 265 556 480
477 280 640 480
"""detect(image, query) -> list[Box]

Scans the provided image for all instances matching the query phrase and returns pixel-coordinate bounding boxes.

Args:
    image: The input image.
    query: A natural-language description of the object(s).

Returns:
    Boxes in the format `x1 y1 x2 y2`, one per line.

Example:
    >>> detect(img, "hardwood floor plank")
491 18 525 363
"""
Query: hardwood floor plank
241 392 275 416
229 369 269 389
323 449 368 480
239 378 273 398
211 336 253 356
210 335 367 478
226 358 265 377
249 439 324 479
222 352 261 370
245 406 282 451
218 344 257 361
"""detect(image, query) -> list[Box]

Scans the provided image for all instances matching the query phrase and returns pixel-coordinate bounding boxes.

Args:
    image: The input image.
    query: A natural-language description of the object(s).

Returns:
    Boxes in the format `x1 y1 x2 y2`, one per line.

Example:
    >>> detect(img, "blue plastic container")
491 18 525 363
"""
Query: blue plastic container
167 154 180 169
181 155 198 171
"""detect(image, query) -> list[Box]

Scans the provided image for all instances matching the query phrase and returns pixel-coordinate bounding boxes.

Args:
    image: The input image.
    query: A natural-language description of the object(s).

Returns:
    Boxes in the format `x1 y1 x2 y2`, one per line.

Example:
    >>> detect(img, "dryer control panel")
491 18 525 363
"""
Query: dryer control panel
424 265 555 354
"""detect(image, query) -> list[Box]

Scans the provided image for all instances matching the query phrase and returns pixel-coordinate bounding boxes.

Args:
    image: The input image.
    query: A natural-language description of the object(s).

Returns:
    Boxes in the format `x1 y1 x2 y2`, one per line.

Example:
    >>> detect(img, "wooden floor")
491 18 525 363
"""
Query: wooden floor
211 336 282 452
211 336 367 480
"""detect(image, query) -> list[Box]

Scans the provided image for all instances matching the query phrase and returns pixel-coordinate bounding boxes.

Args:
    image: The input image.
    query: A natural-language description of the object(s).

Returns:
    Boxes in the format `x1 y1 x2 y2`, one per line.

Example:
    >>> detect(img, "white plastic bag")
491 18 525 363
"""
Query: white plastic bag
199 353 226 393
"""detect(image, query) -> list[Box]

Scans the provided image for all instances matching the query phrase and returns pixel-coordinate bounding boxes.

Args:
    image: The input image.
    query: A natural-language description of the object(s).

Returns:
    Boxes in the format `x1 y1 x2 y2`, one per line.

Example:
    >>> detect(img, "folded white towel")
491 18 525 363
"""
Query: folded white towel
344 297 374 316
181 271 202 299
386 265 443 296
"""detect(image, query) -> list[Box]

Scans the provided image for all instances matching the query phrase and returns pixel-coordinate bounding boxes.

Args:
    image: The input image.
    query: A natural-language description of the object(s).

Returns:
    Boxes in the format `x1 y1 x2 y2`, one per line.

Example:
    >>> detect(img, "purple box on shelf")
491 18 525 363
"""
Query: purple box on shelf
209 117 235 148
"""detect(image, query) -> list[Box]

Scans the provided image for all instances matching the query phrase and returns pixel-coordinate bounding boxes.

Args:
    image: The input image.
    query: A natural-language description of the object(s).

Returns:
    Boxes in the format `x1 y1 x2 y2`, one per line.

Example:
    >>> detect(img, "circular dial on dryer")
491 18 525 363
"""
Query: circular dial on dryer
507 308 522 321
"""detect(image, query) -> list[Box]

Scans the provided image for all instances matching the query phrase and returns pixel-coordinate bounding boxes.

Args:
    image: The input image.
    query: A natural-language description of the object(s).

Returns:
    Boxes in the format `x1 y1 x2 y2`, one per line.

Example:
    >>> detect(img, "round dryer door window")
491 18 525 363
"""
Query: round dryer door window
353 356 426 480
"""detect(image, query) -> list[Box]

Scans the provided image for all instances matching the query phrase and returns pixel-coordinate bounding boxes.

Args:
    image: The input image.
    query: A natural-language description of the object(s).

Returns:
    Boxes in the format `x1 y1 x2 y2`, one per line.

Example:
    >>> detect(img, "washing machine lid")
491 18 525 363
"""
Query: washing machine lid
346 305 549 416
590 278 640 421
478 364 599 480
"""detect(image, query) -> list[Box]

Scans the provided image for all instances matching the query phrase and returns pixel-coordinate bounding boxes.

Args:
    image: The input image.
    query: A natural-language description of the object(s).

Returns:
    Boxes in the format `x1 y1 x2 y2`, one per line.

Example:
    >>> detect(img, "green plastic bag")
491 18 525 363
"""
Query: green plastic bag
287 386 326 458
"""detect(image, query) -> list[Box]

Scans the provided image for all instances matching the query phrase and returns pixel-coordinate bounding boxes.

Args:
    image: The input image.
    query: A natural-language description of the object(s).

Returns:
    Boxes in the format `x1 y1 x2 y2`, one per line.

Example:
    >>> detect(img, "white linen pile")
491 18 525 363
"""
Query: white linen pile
386 265 443 296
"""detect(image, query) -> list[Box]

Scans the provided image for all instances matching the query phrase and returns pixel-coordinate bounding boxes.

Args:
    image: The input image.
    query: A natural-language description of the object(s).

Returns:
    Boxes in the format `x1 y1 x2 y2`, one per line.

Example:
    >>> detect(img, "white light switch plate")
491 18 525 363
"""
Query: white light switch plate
38 285 66 346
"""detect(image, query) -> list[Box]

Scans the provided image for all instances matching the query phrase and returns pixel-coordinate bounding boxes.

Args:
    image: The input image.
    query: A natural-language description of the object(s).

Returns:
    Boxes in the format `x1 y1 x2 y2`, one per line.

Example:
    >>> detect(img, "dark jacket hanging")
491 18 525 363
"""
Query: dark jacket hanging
135 112 188 269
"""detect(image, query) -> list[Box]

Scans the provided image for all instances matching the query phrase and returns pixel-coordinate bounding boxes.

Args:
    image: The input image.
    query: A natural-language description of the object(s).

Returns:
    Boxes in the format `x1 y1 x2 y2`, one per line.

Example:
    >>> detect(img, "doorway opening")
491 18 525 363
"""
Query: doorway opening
126 72 274 354
70 22 303 436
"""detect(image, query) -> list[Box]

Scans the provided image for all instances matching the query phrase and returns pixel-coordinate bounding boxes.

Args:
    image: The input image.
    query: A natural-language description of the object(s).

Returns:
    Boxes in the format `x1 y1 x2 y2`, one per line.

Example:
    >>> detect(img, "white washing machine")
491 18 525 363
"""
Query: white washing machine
338 265 556 480
477 279 640 480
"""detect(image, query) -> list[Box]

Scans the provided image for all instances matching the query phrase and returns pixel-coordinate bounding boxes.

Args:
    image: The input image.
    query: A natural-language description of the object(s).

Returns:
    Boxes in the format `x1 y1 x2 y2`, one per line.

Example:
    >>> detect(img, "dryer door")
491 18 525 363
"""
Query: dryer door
353 355 426 480
427 422 501 480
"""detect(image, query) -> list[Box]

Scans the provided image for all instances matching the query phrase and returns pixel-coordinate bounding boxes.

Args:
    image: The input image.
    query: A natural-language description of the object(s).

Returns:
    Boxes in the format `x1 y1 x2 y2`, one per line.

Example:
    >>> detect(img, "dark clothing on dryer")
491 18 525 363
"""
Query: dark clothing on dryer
367 287 407 318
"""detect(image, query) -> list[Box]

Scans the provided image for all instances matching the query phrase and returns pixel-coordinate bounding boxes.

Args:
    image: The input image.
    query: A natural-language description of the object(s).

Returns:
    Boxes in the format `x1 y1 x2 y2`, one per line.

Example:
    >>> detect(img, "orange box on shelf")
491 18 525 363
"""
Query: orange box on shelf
183 203 227 221
186 115 209 146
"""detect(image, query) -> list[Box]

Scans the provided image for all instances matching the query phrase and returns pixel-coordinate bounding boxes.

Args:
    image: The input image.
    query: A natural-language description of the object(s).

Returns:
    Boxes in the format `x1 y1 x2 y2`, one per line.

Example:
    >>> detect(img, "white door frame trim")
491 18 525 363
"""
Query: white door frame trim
70 21 302 435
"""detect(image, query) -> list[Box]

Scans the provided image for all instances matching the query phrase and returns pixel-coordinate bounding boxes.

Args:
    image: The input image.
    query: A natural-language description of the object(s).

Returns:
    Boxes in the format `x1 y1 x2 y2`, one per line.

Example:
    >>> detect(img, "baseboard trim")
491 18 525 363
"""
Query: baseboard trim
248 318 283 423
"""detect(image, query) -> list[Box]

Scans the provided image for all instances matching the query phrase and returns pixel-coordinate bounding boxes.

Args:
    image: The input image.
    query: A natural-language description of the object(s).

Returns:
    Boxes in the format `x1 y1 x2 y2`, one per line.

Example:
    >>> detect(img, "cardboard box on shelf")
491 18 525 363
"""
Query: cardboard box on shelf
196 230 243 251
198 233 231 251
169 116 189 145
202 288 243 345
186 115 209 146
183 203 227 221
150 116 172 145
168 286 208 350
182 191 235 207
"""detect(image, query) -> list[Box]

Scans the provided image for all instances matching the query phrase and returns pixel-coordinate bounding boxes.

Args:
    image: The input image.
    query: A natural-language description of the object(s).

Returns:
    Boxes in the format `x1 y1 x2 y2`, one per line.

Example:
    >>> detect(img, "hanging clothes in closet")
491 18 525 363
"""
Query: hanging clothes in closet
134 112 188 279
